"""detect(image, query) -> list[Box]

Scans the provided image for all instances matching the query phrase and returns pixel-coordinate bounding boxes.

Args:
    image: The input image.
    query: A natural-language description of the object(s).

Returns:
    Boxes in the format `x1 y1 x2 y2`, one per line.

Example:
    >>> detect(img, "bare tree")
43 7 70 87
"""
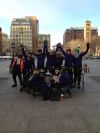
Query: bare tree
91 36 100 56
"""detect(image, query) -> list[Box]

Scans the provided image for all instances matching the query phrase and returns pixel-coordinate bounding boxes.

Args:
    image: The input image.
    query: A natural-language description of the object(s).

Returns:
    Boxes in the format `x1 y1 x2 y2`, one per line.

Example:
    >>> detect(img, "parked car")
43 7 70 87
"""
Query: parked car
91 56 100 59
0 56 12 60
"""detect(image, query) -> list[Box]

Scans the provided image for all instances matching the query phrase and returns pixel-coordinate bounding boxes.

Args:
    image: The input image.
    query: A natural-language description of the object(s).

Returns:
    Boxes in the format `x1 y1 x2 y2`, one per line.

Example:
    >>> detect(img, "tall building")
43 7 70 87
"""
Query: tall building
11 18 33 51
84 20 91 42
25 16 39 51
0 28 2 55
10 16 39 52
38 34 50 51
63 27 84 44
2 33 10 54
63 20 98 45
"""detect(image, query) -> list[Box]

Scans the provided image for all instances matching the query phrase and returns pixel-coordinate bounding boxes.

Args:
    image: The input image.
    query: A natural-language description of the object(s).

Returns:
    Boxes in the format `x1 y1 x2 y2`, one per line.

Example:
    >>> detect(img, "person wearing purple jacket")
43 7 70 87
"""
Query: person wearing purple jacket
45 41 63 73
59 68 71 97
33 40 47 69
73 43 90 89
56 43 75 88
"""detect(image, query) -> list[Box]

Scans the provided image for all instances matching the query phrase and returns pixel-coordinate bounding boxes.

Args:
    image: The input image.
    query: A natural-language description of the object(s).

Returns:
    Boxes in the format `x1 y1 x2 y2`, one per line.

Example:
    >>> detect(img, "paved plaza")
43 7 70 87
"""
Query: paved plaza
0 60 100 133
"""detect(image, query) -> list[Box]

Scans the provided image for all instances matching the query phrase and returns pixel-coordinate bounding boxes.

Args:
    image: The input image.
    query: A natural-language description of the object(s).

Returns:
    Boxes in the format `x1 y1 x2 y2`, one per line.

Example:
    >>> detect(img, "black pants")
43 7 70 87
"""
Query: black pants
53 82 62 93
67 68 73 87
12 72 22 86
74 68 82 85
28 79 43 96
59 81 71 96
42 84 52 100
22 72 30 88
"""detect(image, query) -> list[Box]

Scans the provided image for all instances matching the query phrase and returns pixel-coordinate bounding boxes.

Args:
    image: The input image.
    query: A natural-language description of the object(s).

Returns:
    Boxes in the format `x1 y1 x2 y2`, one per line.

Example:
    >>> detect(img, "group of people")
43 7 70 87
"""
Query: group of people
10 40 90 100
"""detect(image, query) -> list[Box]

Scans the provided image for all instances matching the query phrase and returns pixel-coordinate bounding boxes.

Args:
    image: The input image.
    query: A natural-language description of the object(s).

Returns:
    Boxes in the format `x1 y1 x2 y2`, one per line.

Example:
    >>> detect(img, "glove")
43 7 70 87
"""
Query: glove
87 43 90 48
56 43 61 48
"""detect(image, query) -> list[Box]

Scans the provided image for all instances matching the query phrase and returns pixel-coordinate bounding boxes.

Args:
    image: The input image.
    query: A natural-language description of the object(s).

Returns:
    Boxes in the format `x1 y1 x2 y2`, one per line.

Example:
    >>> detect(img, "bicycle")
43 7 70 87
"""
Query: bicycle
81 69 85 91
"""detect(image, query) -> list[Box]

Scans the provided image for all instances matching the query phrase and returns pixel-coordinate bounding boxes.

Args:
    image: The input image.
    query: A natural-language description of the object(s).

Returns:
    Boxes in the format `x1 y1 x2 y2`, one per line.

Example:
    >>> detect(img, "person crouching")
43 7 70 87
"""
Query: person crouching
42 71 53 100
59 68 71 98
28 69 39 95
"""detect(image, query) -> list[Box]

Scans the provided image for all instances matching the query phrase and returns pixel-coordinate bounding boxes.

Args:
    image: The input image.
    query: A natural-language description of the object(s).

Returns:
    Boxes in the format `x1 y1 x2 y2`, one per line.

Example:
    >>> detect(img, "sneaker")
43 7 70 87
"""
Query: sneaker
12 84 17 87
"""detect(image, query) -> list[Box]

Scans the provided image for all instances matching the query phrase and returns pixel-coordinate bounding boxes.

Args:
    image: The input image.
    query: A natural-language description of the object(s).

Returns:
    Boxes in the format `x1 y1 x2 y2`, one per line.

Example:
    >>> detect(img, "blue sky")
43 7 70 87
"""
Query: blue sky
0 0 100 46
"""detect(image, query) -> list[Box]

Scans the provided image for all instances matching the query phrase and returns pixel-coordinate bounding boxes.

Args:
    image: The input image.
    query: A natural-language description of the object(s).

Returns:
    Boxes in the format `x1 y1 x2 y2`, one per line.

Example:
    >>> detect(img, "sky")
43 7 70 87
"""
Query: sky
0 0 100 46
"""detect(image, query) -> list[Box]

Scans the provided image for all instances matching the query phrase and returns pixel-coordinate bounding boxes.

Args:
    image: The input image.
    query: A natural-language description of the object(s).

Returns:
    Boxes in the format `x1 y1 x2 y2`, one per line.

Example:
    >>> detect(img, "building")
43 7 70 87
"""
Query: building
0 28 2 55
25 16 39 51
84 20 91 42
2 33 10 54
10 16 39 52
0 28 10 55
63 27 84 44
91 27 98 38
10 18 33 51
38 34 50 51
63 20 98 45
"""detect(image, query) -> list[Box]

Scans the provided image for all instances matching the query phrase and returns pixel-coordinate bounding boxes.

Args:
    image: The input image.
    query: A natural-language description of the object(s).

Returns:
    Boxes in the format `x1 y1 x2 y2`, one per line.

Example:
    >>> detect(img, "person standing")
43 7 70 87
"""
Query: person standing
73 43 90 89
11 54 23 88
57 43 75 88
45 41 63 73
33 40 47 69
21 45 35 76
20 45 35 91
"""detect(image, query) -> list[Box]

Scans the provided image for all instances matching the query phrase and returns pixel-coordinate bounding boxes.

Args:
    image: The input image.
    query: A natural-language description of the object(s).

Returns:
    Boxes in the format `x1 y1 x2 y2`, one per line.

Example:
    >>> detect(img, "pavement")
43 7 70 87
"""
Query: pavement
0 59 100 133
